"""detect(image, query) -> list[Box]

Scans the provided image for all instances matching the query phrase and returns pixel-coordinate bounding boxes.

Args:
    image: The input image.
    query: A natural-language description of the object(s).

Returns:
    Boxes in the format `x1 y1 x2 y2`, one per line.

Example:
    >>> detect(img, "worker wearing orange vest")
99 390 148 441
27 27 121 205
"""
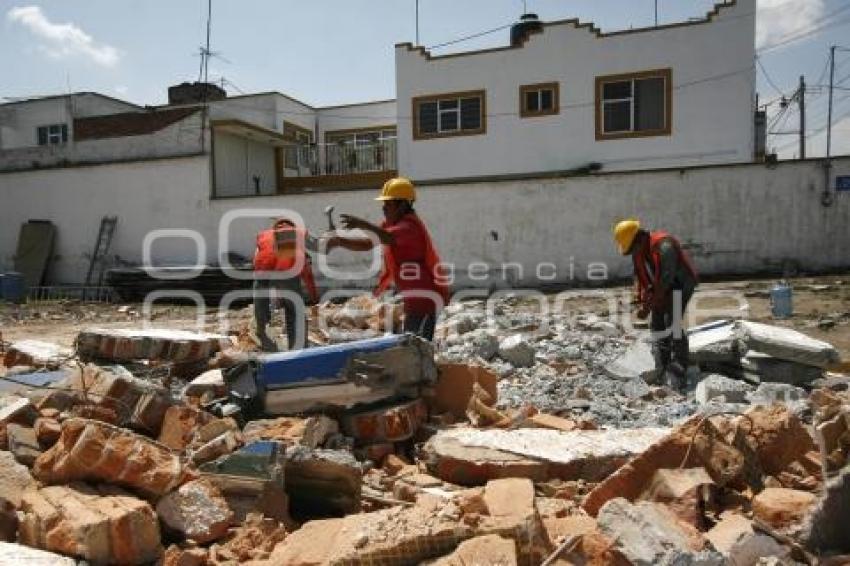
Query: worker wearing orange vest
614 219 699 390
253 218 319 352
327 177 449 341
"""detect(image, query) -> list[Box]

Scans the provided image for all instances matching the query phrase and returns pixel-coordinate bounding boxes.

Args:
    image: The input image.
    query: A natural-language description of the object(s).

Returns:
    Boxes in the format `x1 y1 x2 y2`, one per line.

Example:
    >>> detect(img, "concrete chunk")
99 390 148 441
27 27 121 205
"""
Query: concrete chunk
6 424 41 466
3 340 72 368
688 321 739 364
0 450 34 507
741 351 824 385
605 339 656 381
498 335 536 367
156 479 234 543
284 446 363 517
695 374 753 405
706 513 790 566
737 321 840 369
0 542 77 565
423 427 669 486
597 498 719 566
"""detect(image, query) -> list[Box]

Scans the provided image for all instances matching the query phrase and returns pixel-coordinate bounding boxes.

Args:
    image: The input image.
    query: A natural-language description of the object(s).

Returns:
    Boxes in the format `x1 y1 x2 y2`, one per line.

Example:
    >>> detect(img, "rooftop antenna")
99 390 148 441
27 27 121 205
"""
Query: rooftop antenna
199 0 212 149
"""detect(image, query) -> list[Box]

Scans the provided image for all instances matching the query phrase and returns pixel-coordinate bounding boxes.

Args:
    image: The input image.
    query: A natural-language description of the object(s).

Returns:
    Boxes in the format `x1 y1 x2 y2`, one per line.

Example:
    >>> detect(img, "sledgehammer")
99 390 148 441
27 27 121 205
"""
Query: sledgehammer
324 205 336 230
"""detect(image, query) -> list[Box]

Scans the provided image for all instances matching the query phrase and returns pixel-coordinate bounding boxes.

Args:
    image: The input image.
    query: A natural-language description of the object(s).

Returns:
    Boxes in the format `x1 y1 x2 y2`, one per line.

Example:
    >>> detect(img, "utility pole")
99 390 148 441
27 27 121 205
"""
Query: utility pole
798 75 805 159
655 0 659 26
415 0 419 45
826 45 836 160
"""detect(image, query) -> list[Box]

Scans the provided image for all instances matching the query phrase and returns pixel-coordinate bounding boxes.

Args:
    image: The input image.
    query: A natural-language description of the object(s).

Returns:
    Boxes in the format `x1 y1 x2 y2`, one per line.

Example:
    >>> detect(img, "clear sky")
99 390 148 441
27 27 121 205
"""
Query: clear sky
1 0 849 158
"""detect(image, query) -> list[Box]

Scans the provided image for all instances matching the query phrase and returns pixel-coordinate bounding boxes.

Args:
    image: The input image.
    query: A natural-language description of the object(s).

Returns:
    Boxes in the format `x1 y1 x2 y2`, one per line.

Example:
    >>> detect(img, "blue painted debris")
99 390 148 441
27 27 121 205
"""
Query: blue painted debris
223 334 436 416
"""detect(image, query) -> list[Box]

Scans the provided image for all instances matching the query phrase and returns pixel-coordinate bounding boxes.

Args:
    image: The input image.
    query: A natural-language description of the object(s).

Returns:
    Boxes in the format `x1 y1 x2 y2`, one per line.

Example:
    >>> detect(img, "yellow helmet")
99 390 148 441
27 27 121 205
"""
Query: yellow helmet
613 219 641 255
376 177 416 202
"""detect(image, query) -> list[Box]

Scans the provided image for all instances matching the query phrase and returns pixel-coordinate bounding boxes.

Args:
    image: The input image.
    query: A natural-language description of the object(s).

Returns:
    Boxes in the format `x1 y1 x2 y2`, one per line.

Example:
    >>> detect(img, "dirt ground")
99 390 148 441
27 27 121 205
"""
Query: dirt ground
1 274 848 361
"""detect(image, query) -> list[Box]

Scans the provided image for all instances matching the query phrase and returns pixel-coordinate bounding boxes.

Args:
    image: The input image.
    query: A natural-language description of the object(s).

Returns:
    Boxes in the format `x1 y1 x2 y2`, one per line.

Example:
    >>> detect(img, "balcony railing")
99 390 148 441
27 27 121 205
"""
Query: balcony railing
283 139 397 177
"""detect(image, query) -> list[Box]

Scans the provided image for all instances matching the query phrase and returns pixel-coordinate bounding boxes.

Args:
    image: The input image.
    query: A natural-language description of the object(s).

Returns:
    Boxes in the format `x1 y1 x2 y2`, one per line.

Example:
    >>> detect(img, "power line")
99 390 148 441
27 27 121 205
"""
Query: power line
427 23 514 50
756 56 786 97
202 64 755 122
758 7 850 54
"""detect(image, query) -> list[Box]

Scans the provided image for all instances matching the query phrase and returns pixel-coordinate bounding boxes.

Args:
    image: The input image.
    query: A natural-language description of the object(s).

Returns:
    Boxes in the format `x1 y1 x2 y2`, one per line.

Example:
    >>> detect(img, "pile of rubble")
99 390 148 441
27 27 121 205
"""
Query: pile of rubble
0 297 848 564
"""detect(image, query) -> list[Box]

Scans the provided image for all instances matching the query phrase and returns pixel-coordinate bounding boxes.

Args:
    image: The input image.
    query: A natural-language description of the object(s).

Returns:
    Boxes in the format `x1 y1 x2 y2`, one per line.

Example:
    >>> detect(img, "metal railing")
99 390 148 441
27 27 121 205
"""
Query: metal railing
27 286 115 303
283 139 397 177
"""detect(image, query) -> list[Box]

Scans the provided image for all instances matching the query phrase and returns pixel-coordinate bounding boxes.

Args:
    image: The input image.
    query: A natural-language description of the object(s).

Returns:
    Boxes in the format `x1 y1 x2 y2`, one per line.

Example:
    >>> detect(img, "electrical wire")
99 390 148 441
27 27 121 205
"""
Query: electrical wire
427 23 515 50
756 56 786 97
758 8 850 54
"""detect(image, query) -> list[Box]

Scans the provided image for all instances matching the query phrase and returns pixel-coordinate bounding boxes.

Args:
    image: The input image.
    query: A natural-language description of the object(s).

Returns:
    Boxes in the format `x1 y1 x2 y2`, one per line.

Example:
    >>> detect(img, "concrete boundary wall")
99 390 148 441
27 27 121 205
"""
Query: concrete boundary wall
0 156 848 286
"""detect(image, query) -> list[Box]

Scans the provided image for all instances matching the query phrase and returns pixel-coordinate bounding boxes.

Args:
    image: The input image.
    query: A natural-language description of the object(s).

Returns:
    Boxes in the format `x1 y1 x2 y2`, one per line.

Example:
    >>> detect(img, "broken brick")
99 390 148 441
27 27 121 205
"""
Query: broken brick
426 362 499 419
33 418 193 498
158 405 215 451
751 487 817 531
19 483 161 564
583 415 750 516
431 534 518 566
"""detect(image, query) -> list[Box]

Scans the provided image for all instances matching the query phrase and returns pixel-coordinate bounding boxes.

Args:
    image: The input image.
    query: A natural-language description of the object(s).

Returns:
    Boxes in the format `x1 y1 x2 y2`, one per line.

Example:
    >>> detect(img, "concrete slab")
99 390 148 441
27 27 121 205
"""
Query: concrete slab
423 427 669 486
737 321 840 369
688 321 739 364
741 351 824 385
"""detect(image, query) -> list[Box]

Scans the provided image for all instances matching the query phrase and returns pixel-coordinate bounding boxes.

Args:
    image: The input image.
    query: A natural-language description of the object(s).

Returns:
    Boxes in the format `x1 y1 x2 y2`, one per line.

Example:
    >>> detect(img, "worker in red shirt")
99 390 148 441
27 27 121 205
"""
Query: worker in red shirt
614 219 699 390
253 218 319 352
327 177 449 340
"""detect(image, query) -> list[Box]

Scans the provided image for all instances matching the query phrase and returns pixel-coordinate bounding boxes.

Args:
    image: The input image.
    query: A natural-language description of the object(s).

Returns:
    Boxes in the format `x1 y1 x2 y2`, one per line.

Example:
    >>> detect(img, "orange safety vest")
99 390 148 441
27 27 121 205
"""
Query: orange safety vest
633 230 698 307
375 213 450 307
254 226 318 302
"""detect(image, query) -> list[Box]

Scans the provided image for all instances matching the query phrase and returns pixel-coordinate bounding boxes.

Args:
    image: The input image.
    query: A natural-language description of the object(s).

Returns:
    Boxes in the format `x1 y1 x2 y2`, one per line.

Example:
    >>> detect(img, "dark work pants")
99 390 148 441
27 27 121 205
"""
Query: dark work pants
253 278 306 351
650 286 695 373
403 311 437 341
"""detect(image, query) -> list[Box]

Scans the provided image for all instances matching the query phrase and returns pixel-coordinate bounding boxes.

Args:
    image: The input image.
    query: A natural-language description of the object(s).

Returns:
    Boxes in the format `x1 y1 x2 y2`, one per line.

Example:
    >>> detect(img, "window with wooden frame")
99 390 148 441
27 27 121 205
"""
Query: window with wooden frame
595 68 672 140
412 90 485 140
282 121 313 168
520 82 559 118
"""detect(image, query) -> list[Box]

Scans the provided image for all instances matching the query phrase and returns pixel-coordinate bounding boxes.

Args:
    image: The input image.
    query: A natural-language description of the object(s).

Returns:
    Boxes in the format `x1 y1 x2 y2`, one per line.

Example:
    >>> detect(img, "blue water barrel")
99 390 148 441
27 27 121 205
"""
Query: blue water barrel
1 272 26 303
770 283 793 319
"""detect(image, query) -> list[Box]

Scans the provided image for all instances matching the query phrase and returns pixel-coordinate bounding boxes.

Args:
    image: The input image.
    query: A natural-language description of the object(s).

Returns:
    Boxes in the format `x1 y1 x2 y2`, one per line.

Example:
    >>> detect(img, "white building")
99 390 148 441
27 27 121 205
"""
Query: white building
5 0 844 291
395 0 757 180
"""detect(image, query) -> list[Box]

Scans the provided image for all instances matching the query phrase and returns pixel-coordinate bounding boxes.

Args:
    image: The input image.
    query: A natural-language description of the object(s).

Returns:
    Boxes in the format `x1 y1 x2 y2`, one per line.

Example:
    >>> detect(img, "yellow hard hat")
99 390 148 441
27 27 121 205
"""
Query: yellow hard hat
613 219 641 255
376 177 416 202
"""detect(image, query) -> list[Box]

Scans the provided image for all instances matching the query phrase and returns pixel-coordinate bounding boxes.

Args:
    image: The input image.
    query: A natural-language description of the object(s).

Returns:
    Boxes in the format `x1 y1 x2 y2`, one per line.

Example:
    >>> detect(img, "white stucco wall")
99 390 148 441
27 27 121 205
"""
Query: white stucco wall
316 101 397 141
1 154 847 288
0 94 139 150
213 131 277 197
0 114 204 171
395 0 756 180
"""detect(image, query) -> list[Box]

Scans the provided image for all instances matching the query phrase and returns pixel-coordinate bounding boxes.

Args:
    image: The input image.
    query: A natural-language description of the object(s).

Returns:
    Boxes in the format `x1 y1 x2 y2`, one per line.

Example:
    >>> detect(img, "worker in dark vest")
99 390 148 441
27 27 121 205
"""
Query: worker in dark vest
253 218 319 352
327 177 449 341
614 219 699 390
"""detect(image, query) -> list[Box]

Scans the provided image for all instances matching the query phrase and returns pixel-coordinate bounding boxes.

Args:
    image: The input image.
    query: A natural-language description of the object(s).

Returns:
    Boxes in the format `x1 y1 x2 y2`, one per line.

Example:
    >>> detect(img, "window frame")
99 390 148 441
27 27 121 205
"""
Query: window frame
519 82 560 118
595 68 672 140
37 123 68 146
412 90 486 140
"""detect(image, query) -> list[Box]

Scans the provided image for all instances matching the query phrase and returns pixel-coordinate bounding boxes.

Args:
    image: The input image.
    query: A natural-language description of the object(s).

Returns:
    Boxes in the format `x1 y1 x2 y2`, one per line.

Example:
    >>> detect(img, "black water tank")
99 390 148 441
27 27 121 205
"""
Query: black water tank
510 13 543 47
168 82 227 105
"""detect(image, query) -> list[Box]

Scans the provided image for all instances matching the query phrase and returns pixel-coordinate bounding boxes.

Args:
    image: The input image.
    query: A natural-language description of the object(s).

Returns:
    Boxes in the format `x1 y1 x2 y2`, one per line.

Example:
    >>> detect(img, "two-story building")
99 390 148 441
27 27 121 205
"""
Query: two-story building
395 0 756 180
